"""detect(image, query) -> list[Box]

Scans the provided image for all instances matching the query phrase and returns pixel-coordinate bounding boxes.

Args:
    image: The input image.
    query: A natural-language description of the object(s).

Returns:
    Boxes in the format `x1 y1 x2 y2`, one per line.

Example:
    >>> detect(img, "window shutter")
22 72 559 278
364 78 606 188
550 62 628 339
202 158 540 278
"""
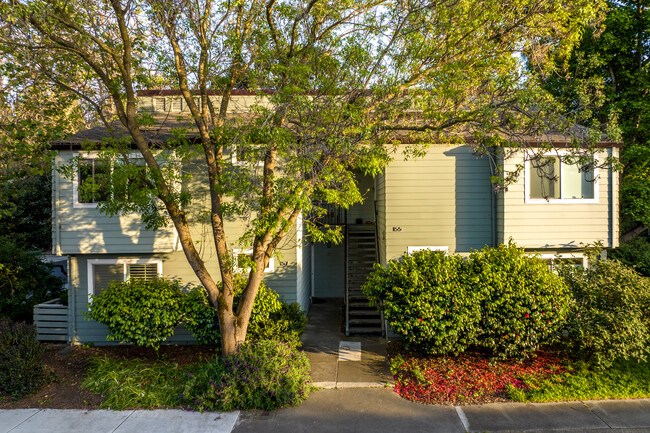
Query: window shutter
93 264 124 296
127 263 158 281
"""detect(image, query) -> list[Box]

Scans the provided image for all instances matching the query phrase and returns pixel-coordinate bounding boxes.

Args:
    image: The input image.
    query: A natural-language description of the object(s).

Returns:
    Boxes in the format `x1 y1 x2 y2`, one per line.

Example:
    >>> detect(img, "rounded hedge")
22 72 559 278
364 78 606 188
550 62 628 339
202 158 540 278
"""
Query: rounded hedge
362 250 481 355
469 244 571 359
362 243 571 359
87 277 184 348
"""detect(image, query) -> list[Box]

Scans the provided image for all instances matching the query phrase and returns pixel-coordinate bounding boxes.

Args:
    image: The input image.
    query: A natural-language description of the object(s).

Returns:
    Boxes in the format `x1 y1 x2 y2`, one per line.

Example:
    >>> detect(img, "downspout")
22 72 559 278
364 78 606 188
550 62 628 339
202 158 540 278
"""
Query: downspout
489 147 497 247
67 256 76 345
52 158 61 255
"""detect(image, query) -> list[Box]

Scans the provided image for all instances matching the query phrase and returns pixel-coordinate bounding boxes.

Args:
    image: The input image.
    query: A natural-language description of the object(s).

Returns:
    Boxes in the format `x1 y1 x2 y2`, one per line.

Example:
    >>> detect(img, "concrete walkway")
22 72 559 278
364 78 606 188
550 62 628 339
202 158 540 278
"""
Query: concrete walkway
300 298 393 389
5 395 650 433
234 390 650 433
0 409 239 433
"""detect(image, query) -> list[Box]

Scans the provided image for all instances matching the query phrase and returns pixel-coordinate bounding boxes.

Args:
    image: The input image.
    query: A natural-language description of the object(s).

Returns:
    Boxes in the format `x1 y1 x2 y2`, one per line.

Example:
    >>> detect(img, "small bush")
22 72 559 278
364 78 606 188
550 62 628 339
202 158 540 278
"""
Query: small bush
558 259 650 367
362 251 481 355
182 339 311 411
609 237 650 277
470 244 571 359
183 278 306 347
87 278 184 349
0 235 65 322
0 319 46 398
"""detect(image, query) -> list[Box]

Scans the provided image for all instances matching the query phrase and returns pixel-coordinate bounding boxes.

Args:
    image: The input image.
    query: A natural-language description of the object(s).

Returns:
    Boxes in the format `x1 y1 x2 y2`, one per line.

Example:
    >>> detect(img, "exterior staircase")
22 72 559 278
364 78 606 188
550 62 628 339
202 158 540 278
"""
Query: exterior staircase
345 227 383 336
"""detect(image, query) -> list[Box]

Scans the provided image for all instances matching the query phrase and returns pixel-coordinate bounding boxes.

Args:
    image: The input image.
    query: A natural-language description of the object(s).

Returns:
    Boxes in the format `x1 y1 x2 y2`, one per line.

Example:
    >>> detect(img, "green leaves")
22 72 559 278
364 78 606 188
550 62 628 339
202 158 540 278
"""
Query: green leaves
363 243 571 360
558 258 650 367
86 278 184 349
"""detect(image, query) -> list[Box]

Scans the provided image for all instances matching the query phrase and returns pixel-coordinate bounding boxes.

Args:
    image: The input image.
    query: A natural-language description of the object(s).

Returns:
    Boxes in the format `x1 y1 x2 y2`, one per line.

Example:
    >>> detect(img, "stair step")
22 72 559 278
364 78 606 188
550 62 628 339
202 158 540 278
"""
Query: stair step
348 301 373 308
348 318 382 326
348 309 380 316
347 327 382 335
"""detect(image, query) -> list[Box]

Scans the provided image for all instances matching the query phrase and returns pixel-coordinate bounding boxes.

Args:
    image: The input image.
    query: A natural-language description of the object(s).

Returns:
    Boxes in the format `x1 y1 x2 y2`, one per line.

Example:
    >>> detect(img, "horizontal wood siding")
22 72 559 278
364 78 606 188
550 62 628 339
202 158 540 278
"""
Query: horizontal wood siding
55 151 176 254
34 300 68 342
70 228 298 344
500 149 614 249
384 145 494 261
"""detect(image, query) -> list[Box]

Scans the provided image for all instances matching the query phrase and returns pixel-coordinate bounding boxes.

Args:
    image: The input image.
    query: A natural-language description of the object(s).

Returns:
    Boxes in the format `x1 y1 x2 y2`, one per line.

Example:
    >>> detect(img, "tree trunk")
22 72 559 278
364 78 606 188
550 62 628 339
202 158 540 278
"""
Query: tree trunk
621 225 648 242
219 309 246 356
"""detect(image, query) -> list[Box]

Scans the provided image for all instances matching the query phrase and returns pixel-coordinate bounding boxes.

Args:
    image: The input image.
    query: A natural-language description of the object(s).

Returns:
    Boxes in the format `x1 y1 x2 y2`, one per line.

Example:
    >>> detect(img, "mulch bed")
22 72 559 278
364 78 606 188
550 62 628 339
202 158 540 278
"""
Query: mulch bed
0 344 218 410
388 342 569 405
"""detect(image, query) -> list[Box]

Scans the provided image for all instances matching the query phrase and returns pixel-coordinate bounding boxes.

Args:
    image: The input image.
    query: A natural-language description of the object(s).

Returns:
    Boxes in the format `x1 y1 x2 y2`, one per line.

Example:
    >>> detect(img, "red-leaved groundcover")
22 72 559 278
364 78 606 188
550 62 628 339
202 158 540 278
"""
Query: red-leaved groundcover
388 343 568 405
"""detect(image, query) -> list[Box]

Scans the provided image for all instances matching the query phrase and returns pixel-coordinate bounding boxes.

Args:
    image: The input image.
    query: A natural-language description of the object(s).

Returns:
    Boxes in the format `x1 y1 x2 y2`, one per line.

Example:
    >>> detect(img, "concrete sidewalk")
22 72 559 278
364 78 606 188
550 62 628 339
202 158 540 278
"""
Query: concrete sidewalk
2 394 650 433
234 390 650 433
0 408 239 433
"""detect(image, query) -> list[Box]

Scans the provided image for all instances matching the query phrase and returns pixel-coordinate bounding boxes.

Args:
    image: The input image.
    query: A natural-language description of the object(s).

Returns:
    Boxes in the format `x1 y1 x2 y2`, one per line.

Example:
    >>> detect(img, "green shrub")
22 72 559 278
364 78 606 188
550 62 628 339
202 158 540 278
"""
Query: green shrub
363 244 570 359
470 244 571 359
362 251 481 355
609 237 650 277
182 339 311 411
182 287 221 345
183 278 306 347
0 319 46 398
558 259 650 367
0 235 65 322
87 278 184 348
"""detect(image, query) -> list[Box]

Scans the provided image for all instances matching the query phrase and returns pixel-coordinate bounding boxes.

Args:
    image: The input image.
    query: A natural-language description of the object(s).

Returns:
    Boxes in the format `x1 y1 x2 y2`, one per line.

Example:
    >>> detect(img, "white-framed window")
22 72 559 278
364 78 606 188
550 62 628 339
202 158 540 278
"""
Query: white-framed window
87 258 162 304
535 253 587 271
407 246 449 255
232 249 275 273
525 152 598 204
73 155 111 208
73 152 155 209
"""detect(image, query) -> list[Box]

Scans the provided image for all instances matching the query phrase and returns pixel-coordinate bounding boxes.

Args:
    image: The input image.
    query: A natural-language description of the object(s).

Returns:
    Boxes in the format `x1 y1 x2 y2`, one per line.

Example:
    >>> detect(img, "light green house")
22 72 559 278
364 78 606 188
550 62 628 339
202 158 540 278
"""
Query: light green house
49 92 620 343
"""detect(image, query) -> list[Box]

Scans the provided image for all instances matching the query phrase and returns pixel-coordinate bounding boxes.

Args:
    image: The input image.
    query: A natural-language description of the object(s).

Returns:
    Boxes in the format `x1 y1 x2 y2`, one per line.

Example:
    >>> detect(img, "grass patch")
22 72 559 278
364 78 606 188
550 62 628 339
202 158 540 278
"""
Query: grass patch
507 359 650 402
82 357 199 410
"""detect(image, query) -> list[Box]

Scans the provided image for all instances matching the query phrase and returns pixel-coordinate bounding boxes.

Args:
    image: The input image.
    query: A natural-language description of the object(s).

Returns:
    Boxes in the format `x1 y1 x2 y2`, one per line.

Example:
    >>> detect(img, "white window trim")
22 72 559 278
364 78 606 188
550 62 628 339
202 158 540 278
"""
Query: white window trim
233 249 275 273
524 151 599 204
87 258 163 304
73 152 145 209
73 152 103 209
407 246 449 255
534 253 588 269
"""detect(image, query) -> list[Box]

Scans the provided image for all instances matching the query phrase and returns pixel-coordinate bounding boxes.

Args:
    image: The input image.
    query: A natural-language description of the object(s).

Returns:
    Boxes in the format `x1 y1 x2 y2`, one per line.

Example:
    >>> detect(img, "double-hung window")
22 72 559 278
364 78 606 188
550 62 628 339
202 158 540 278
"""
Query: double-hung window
73 153 148 208
75 158 111 207
87 259 162 303
525 153 598 203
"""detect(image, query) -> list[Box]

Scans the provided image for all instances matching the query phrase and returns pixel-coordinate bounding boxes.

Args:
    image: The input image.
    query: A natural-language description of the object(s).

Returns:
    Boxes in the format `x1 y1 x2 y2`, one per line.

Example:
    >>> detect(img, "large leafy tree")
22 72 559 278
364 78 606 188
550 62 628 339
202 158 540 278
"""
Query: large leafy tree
0 0 607 355
539 0 649 236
